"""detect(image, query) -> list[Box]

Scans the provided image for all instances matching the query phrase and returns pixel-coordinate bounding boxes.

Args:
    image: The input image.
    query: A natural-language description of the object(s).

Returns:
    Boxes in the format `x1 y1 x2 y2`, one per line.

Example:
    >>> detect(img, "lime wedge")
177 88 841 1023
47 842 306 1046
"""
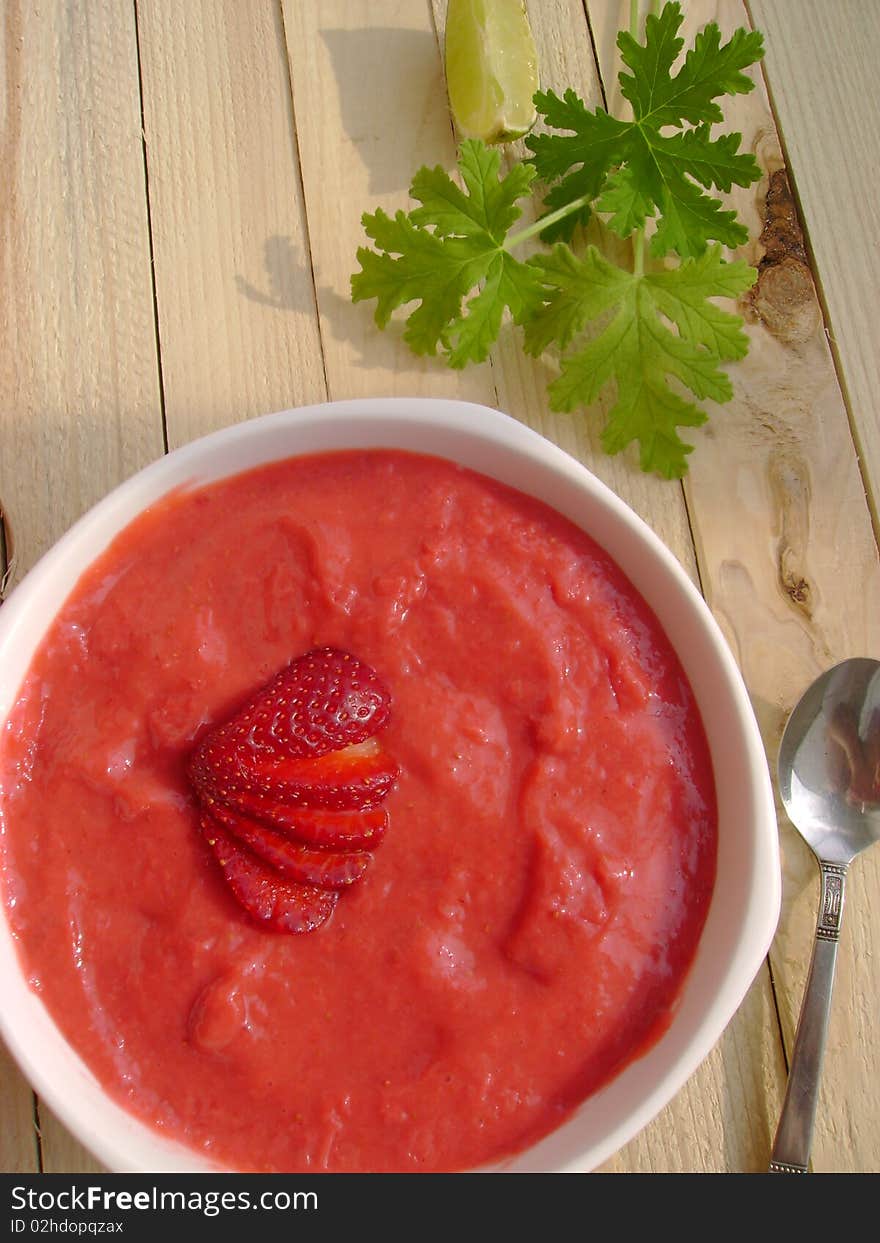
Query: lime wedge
444 0 540 144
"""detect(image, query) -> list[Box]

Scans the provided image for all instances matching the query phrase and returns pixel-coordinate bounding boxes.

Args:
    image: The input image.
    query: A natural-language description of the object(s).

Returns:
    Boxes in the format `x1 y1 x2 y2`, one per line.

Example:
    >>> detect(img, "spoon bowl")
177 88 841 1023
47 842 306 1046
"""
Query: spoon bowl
770 656 880 1173
778 657 880 864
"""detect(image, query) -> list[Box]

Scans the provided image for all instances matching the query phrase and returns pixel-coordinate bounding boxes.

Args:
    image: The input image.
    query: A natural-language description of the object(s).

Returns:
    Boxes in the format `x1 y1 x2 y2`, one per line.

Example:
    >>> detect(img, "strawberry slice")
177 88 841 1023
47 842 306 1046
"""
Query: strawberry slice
242 738 399 810
201 816 338 934
192 734 398 811
189 664 400 810
219 795 389 850
209 803 371 889
195 646 392 765
188 647 398 934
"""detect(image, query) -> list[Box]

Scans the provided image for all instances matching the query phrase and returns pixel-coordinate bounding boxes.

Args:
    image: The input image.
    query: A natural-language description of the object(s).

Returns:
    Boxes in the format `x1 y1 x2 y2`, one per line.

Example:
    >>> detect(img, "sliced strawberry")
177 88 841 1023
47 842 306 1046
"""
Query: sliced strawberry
188 647 398 935
192 735 399 811
209 803 371 889
194 646 392 766
200 816 338 934
218 794 389 850
245 738 399 810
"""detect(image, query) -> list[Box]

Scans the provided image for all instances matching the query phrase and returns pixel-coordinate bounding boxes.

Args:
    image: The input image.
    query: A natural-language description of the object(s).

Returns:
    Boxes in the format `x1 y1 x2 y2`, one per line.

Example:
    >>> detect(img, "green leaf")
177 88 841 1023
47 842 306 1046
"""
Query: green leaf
528 244 757 477
655 19 765 126
445 251 545 368
535 180 593 242
619 1 763 127
411 141 537 241
527 2 764 258
523 244 627 355
595 164 654 237
601 382 706 477
407 165 490 240
351 1 765 480
353 209 492 355
647 245 756 358
351 140 540 364
617 1 686 123
528 90 633 184
653 128 761 194
649 173 748 258
527 90 634 241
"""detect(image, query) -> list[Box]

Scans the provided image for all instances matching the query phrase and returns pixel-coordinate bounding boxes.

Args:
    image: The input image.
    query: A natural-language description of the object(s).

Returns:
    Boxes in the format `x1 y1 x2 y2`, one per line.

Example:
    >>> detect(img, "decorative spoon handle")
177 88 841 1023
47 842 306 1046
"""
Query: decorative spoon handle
769 861 848 1173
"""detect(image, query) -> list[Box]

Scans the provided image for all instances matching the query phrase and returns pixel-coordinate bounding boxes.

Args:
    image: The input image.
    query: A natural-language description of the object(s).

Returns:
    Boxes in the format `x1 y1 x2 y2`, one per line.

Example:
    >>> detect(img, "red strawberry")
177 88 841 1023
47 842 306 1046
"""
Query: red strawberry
192 735 398 811
197 646 391 764
189 651 399 806
243 738 398 808
200 817 338 934
188 647 398 934
208 803 371 889
217 795 389 850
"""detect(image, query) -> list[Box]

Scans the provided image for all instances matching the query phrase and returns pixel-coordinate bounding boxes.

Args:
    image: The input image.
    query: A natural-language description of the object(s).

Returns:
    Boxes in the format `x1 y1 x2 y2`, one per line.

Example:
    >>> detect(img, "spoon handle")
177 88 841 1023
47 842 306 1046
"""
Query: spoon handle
769 860 848 1173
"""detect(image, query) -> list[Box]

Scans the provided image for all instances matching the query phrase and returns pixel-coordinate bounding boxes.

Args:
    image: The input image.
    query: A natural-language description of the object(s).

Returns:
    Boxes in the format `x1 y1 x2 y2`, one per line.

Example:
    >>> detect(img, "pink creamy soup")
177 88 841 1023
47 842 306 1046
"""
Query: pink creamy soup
0 449 716 1172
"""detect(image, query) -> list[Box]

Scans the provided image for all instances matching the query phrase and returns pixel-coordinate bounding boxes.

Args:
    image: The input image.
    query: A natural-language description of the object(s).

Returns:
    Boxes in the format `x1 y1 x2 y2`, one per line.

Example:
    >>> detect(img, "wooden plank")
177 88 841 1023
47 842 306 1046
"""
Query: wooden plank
0 0 164 581
279 0 494 407
0 1042 39 1173
0 0 165 1174
135 0 327 450
37 1103 105 1176
590 0 880 1172
748 0 880 533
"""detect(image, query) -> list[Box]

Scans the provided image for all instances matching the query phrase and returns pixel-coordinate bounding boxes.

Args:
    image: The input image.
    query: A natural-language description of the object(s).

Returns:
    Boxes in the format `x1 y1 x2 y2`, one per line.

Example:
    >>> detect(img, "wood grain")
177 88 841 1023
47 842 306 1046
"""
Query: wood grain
280 0 495 412
31 0 335 1170
748 0 880 535
0 0 164 582
0 1041 38 1173
740 0 879 1173
135 0 327 449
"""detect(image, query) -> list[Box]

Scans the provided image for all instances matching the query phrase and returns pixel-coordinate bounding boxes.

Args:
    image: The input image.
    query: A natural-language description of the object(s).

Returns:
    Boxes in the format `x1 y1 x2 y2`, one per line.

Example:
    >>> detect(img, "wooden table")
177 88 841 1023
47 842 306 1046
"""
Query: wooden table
1 0 878 1175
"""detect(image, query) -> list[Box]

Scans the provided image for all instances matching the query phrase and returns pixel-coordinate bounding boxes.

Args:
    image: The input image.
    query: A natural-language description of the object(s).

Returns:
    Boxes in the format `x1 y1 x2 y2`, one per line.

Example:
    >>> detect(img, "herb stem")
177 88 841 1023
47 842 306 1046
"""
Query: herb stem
503 193 593 251
633 228 645 276
630 0 647 276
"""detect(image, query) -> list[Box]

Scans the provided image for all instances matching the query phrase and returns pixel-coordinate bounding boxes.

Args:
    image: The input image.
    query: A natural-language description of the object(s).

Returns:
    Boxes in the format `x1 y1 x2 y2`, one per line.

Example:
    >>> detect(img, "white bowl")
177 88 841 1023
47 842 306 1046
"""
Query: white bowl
0 397 780 1172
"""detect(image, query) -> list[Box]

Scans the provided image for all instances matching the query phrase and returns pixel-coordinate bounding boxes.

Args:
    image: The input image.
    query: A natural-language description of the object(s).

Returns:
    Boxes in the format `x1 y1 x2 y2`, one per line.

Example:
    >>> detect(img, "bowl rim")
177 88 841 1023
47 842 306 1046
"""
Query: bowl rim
0 396 781 1173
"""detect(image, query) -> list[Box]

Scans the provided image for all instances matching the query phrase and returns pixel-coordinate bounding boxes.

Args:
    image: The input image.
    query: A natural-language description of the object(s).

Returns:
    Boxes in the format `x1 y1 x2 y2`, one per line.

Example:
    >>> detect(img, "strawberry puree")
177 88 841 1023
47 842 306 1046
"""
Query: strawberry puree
0 449 716 1172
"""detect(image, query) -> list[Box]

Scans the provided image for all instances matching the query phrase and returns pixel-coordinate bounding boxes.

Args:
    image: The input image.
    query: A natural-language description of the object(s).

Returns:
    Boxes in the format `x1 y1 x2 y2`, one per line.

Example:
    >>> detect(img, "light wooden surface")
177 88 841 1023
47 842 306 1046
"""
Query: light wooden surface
1 0 878 1174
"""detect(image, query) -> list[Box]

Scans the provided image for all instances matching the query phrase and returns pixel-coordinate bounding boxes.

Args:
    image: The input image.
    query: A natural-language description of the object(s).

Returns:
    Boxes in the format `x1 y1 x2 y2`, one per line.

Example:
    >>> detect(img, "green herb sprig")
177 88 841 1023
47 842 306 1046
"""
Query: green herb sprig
351 2 764 478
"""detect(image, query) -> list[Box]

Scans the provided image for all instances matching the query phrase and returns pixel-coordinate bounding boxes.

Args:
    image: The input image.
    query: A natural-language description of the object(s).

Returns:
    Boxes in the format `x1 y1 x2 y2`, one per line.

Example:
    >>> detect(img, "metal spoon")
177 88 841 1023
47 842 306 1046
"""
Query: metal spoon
769 656 880 1173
